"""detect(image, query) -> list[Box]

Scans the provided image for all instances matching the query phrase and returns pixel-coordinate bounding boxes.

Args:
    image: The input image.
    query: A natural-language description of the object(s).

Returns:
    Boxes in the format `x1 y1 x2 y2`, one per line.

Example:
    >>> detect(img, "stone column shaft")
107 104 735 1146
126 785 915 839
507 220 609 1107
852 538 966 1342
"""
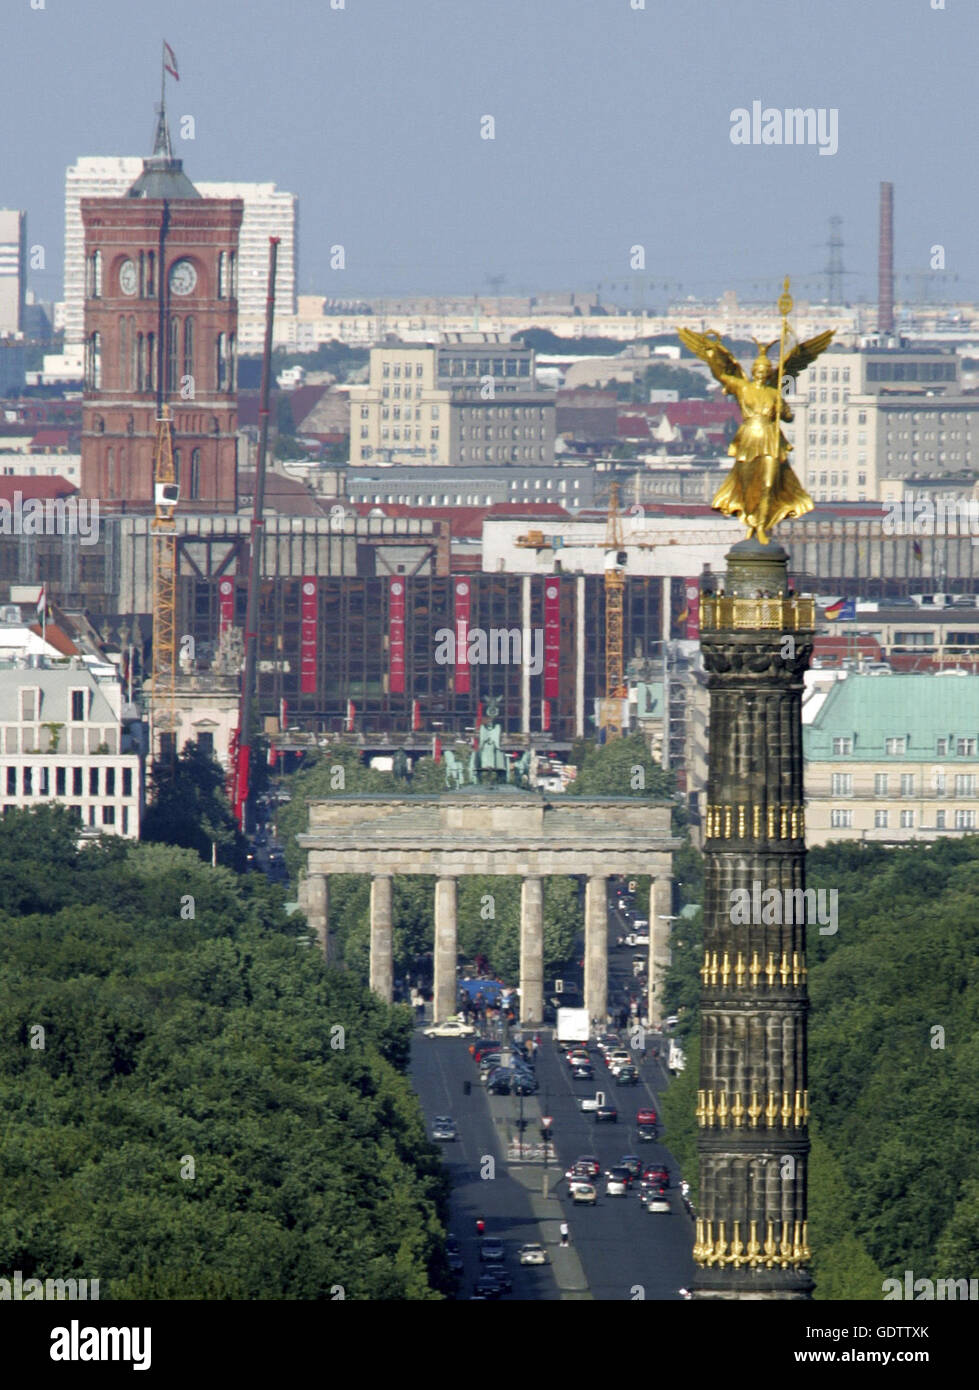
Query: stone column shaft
647 875 673 1026
433 876 458 1022
302 873 329 959
519 876 544 1024
584 875 608 1030
369 874 394 1003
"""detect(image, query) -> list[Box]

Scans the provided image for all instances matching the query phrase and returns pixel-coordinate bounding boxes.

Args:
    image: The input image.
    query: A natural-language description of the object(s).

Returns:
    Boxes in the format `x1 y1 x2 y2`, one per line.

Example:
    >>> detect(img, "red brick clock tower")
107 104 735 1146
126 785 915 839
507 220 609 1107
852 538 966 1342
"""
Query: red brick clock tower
80 101 243 512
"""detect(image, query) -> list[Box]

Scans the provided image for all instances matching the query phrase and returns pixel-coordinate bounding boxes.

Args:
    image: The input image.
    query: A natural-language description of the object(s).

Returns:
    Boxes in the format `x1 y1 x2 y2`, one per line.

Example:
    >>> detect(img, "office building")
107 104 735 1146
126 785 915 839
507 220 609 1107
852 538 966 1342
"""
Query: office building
788 346 979 503
803 671 979 843
0 210 27 335
348 335 556 468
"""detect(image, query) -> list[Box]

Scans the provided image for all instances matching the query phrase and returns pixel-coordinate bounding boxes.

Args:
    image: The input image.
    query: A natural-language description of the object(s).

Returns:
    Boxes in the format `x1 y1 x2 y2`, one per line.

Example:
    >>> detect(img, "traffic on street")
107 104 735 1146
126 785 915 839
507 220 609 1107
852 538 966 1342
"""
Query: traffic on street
409 877 696 1300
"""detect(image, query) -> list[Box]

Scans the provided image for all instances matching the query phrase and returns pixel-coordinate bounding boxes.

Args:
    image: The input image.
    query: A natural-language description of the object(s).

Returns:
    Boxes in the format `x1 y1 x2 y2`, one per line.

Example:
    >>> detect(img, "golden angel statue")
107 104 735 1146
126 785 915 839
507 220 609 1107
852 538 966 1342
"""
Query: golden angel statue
677 318 834 543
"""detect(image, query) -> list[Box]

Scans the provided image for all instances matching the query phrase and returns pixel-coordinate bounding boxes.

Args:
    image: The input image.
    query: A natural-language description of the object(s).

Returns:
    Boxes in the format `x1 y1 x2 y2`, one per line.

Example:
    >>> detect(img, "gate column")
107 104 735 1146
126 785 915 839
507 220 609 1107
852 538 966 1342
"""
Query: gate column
433 876 458 1021
519 875 544 1024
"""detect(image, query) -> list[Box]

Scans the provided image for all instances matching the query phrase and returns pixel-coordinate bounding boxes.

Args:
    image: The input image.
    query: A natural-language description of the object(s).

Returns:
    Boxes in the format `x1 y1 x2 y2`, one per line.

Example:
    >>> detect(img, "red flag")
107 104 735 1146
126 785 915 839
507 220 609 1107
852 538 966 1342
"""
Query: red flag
163 42 179 80
433 735 442 763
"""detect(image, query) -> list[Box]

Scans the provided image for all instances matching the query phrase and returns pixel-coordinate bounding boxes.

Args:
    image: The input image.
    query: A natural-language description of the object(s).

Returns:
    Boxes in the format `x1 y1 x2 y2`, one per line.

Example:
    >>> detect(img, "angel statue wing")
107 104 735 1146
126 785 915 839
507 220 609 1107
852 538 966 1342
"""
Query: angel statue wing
677 327 745 388
775 328 835 385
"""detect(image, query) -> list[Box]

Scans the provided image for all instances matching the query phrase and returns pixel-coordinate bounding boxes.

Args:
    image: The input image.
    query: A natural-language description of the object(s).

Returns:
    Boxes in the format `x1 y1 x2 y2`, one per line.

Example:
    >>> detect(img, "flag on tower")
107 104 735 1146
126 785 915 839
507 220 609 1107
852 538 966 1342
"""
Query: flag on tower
163 41 179 80
35 585 46 620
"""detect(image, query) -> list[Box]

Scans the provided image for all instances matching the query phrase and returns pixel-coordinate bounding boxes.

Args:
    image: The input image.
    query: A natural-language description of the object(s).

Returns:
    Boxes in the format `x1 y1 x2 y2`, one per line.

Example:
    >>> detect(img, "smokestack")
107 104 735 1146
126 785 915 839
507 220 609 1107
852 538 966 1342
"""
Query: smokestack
877 181 894 335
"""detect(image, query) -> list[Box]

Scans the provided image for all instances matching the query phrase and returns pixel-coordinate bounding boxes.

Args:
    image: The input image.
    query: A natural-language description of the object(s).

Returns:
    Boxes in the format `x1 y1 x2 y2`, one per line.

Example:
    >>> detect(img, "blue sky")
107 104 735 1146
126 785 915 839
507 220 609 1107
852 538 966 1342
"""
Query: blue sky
2 0 972 306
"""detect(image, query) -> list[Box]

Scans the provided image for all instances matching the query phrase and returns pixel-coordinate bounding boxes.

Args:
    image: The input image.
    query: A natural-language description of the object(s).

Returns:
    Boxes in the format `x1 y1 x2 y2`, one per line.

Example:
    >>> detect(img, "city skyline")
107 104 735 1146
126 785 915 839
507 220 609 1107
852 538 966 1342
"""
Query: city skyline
1 0 975 307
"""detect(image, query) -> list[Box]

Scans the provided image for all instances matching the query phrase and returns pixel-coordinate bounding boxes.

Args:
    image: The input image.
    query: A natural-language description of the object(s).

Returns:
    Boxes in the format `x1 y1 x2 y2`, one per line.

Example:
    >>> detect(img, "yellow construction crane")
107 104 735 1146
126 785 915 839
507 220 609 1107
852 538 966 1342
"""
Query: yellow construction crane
150 404 179 761
601 481 627 738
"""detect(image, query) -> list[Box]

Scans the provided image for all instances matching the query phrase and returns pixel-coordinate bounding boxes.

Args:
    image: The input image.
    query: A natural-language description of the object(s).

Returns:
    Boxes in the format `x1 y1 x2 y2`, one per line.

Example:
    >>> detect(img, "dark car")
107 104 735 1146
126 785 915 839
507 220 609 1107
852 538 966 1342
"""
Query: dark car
446 1234 464 1273
637 1124 658 1142
486 1072 512 1095
619 1155 642 1179
571 1062 594 1081
512 1074 538 1096
615 1065 640 1085
478 1268 512 1294
595 1103 618 1123
480 1237 505 1264
474 1274 504 1298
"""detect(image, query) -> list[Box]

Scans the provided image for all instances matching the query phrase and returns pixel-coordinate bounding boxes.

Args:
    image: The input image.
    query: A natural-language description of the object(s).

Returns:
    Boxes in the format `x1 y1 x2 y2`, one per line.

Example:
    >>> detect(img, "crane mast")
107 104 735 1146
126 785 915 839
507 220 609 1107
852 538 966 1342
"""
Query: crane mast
601 481 627 739
150 403 178 760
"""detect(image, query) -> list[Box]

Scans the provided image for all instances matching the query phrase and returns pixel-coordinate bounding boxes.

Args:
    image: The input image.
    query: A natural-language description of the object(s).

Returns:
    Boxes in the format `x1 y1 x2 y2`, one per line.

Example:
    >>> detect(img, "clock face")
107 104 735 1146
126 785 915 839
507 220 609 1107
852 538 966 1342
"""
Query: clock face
169 259 198 296
119 260 138 296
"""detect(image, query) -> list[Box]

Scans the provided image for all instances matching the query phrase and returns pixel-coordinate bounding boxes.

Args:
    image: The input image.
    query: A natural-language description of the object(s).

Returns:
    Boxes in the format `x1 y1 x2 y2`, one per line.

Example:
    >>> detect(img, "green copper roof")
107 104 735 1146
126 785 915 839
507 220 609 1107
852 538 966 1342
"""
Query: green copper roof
804 673 979 760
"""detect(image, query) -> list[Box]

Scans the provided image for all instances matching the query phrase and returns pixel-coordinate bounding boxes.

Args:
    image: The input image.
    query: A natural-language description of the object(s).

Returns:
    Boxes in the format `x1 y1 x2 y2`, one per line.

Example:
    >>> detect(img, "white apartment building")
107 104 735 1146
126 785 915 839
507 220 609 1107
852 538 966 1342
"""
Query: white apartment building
0 657 142 838
787 346 979 504
63 159 296 349
347 335 555 468
0 210 27 336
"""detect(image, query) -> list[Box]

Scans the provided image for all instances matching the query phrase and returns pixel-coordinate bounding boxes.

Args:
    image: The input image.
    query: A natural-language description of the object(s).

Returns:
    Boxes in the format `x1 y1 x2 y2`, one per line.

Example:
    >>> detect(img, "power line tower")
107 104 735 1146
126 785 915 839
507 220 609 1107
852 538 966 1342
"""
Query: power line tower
824 216 845 304
150 403 179 762
600 481 627 739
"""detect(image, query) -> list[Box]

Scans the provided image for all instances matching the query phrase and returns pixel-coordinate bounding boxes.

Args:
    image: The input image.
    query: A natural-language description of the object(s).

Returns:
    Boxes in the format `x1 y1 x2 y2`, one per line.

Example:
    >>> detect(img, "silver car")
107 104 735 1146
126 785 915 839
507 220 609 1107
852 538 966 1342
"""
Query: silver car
431 1116 458 1141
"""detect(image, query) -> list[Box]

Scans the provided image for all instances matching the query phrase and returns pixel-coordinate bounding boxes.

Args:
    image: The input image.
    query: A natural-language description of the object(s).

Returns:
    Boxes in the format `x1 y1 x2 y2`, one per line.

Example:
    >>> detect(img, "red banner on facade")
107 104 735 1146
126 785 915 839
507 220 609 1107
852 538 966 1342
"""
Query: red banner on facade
300 576 318 693
541 699 551 732
389 578 406 694
218 578 234 636
544 579 561 698
684 577 700 639
455 579 471 695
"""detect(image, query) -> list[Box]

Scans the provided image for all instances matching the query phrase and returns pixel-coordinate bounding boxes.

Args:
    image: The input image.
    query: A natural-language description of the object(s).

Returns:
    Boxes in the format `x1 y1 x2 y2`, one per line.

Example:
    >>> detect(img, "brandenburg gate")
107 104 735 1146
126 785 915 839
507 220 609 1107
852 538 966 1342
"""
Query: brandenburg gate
298 789 679 1026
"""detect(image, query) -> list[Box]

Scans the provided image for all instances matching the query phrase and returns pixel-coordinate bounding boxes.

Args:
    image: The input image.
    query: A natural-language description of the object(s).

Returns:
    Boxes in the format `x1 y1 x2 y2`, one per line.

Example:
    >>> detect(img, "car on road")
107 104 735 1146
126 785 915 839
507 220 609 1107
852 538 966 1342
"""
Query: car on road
431 1116 458 1141
478 1054 504 1077
641 1165 670 1193
643 1192 672 1214
512 1073 538 1096
571 1181 597 1205
571 1062 594 1081
615 1064 640 1085
578 1092 606 1113
564 1048 590 1067
519 1242 549 1266
595 1103 618 1123
477 1268 512 1294
619 1154 642 1179
479 1237 505 1264
595 1033 621 1053
474 1274 505 1298
486 1072 512 1095
605 1049 632 1071
637 1124 658 1142
604 1166 631 1196
636 1108 658 1128
424 1018 476 1038
446 1234 464 1274
573 1155 601 1177
624 932 650 947
471 1040 502 1061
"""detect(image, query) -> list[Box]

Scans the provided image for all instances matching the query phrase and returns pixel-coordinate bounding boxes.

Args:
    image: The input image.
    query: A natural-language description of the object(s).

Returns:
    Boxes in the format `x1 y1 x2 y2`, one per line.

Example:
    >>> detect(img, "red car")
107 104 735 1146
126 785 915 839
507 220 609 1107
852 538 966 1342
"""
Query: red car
636 1108 658 1127
642 1164 670 1189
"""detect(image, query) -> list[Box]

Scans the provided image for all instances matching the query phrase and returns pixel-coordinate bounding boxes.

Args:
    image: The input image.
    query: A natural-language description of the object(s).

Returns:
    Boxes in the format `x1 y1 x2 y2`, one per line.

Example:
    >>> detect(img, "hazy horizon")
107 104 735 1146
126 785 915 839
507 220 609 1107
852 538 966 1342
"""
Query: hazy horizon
2 0 973 308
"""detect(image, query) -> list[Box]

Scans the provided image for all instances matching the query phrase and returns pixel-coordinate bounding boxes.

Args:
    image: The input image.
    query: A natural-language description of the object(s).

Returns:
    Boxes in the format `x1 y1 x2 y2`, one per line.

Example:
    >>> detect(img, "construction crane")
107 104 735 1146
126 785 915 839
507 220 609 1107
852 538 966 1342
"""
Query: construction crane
150 403 179 761
601 481 627 738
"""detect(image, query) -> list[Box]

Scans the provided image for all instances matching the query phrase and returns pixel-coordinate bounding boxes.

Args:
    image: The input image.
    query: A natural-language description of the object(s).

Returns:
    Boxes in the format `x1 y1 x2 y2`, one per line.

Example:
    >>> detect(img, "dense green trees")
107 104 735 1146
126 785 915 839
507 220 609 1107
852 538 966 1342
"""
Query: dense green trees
0 809 448 1299
660 834 979 1299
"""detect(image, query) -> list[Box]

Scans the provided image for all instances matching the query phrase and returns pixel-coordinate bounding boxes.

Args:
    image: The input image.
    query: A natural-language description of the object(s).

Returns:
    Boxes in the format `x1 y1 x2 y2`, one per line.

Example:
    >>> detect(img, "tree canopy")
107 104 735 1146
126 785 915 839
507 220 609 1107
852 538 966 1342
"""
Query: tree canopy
0 807 449 1299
